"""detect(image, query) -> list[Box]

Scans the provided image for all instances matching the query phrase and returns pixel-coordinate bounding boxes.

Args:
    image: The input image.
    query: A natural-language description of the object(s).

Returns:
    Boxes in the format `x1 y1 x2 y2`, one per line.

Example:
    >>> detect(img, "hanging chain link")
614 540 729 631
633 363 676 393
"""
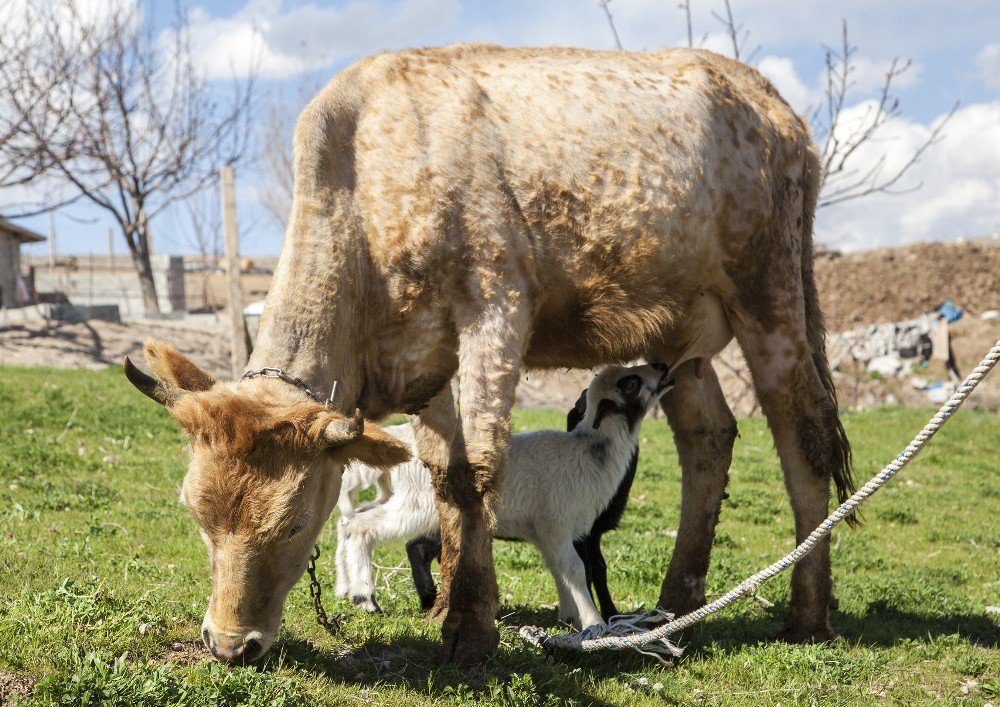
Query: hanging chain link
306 544 342 633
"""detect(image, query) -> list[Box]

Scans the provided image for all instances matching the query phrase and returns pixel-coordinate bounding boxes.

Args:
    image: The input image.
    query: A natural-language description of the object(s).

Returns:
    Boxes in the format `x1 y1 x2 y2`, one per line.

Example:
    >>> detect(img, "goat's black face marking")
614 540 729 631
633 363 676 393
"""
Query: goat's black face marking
616 374 648 432
617 375 641 398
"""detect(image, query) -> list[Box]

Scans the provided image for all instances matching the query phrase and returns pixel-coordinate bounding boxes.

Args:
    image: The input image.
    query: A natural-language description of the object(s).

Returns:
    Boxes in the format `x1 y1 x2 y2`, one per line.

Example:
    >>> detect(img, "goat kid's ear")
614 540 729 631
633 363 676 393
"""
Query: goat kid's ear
143 339 216 392
566 389 588 432
327 424 412 469
592 398 621 430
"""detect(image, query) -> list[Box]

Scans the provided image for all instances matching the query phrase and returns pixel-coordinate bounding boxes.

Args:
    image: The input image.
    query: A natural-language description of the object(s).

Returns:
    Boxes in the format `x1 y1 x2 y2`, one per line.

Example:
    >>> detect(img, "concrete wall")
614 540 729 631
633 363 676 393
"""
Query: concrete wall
30 254 186 318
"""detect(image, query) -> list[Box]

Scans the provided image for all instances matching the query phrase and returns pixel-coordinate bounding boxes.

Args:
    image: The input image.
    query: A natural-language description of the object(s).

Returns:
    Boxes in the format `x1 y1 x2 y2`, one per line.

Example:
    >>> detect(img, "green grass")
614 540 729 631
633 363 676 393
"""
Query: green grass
1 366 998 706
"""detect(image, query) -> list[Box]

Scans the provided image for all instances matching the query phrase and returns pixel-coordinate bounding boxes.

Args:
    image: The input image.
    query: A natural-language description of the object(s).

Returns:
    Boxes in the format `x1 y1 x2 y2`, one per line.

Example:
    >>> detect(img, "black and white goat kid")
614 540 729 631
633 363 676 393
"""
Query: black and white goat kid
335 363 672 630
404 383 643 619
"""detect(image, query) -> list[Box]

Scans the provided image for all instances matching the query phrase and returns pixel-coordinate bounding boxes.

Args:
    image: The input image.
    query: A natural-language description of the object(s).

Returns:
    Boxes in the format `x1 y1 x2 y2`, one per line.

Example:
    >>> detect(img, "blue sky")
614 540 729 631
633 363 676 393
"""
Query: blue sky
11 0 1000 257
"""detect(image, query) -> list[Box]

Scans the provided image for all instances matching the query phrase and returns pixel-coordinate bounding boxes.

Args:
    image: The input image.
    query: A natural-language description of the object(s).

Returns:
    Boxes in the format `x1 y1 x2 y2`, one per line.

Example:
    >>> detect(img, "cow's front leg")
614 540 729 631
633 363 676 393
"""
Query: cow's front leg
658 362 738 618
408 384 457 618
429 304 526 665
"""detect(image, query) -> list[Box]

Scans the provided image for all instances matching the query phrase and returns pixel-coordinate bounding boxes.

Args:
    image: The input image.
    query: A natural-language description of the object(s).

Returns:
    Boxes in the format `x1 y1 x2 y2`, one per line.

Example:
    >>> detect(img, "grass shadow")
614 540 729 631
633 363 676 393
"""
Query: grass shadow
261 623 613 705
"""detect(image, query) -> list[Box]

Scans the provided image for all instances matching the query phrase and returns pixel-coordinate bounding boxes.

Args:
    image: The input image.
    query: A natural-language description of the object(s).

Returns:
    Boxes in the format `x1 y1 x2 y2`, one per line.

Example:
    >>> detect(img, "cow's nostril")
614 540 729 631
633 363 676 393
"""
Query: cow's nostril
651 362 669 373
244 639 263 662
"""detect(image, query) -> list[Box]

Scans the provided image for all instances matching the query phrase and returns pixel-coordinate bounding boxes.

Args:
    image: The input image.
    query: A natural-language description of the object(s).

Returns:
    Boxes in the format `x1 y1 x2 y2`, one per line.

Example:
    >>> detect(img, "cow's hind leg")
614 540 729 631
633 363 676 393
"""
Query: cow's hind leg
657 363 737 617
733 319 851 641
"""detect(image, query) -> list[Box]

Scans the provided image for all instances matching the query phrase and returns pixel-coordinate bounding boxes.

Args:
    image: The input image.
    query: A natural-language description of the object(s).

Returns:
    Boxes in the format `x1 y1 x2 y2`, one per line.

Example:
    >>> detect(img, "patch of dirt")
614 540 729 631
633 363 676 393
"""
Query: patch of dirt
0 671 34 706
0 317 231 379
161 639 211 666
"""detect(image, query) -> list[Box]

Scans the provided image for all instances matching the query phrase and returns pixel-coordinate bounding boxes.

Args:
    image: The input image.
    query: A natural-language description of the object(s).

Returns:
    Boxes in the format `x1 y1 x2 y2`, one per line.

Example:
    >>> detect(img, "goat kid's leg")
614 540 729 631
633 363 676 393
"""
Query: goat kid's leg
541 540 604 630
573 539 596 604
334 520 351 598
406 534 443 611
333 491 358 598
430 303 527 665
658 363 737 618
342 507 395 614
586 534 619 620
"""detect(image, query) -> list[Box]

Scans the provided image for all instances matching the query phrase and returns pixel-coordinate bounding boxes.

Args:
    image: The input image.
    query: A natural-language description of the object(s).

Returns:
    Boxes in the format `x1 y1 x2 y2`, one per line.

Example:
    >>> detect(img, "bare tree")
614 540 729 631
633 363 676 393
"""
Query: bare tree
597 0 624 50
180 189 223 313
0 1 85 192
711 0 759 64
812 22 958 208
678 1 694 48
0 1 255 313
258 104 296 228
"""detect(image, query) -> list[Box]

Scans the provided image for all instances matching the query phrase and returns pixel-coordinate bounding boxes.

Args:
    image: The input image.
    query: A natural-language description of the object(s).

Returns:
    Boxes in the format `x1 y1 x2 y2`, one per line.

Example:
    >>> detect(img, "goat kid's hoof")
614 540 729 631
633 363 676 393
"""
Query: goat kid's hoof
352 594 382 614
777 621 838 644
438 609 499 666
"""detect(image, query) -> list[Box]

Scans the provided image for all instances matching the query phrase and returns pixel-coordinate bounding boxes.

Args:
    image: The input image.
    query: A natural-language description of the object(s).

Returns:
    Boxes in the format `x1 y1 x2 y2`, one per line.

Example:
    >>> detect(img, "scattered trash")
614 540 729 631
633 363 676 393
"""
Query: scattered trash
867 354 903 377
937 300 963 323
982 310 999 321
925 385 953 405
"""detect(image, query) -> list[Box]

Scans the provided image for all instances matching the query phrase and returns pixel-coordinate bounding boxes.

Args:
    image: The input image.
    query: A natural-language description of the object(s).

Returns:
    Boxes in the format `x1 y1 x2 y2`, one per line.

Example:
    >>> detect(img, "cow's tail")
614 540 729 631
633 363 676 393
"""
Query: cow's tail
800 145 858 525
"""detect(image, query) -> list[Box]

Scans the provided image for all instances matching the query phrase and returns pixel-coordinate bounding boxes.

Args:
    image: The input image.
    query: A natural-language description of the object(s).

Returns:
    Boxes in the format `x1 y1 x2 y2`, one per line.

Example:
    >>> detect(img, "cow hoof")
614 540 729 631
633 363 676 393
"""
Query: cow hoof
777 621 838 644
427 597 449 623
438 608 499 666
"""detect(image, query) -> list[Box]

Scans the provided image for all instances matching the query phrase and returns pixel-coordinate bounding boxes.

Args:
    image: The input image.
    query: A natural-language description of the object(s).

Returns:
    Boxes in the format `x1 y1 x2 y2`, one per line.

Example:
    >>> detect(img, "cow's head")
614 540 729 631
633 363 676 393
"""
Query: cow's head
123 341 410 663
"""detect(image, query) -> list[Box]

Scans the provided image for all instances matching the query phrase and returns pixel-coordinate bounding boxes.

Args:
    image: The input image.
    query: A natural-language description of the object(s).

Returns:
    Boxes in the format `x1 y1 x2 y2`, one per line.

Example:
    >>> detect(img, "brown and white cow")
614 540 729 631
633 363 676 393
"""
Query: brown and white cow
125 44 853 665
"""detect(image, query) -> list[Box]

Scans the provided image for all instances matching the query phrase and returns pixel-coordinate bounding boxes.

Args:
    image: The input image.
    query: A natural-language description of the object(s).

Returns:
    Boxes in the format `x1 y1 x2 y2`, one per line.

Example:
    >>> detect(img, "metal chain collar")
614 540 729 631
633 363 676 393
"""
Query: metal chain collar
307 544 342 633
241 367 337 408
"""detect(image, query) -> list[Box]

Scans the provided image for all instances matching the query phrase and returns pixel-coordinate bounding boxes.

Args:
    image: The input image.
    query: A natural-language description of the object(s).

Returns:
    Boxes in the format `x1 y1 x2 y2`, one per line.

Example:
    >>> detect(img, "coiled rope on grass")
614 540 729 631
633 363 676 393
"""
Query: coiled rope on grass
519 338 1000 663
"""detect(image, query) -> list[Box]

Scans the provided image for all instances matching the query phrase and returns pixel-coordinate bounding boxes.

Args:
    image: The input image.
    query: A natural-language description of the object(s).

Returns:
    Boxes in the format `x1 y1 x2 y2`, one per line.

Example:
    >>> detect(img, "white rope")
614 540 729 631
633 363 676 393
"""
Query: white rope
519 338 1000 663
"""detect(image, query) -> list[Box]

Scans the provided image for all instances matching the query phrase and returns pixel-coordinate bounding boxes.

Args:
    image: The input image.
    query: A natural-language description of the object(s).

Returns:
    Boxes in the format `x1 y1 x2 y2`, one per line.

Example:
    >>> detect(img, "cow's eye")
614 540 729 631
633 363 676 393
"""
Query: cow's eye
289 512 313 539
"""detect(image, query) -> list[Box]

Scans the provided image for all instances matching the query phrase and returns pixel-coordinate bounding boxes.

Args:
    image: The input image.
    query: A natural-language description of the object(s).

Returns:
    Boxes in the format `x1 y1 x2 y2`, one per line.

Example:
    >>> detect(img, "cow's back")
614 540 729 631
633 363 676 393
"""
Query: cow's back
296 45 814 368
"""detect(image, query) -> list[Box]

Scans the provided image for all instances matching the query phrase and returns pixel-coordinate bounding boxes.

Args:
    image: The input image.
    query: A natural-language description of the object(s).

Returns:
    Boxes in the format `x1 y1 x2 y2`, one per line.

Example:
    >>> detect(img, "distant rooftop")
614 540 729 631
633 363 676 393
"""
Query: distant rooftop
0 217 45 243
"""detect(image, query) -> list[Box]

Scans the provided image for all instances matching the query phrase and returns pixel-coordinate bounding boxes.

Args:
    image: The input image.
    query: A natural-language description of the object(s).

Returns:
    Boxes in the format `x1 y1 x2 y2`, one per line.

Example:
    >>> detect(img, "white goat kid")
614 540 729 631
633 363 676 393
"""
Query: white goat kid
333 460 394 598
336 363 673 630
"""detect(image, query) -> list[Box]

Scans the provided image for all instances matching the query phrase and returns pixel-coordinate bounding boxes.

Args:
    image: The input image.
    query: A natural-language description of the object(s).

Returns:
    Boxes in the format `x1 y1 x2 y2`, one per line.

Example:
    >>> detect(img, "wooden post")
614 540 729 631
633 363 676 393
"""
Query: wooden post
107 227 114 271
220 166 249 378
48 213 56 268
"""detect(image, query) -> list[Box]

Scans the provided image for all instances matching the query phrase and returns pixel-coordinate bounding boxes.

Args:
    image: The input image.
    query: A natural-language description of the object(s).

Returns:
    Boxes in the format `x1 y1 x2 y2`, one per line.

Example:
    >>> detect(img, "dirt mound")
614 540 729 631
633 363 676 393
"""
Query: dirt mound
814 237 1000 332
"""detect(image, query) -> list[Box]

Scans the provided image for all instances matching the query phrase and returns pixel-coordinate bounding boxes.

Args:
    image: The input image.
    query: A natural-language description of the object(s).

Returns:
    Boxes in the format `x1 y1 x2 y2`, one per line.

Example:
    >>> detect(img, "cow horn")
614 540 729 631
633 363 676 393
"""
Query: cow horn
123 356 182 407
324 408 364 446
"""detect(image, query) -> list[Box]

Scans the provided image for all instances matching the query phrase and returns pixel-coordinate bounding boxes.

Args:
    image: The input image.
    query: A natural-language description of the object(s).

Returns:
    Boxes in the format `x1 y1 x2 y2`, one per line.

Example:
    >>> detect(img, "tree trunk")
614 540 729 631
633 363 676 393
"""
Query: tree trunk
123 218 161 315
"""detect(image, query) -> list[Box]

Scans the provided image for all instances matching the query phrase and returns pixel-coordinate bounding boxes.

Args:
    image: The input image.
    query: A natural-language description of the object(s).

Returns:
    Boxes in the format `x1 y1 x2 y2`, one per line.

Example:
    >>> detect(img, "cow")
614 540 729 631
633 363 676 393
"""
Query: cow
124 44 854 666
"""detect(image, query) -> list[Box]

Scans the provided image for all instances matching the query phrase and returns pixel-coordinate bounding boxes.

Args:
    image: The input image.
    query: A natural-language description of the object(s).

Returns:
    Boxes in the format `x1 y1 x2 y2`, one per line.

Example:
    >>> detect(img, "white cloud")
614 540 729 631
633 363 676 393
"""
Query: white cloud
757 55 821 112
976 42 1000 89
817 101 1000 250
180 0 461 80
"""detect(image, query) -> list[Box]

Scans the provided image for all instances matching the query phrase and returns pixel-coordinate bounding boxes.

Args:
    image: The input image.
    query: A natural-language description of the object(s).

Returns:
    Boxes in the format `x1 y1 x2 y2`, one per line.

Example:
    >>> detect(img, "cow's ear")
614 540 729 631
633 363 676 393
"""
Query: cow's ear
143 340 216 392
329 425 412 469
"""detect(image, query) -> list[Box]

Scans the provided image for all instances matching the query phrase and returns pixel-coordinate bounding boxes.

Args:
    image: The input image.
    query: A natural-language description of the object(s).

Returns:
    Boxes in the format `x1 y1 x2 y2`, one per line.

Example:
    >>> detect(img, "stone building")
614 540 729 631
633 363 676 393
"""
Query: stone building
0 218 45 309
